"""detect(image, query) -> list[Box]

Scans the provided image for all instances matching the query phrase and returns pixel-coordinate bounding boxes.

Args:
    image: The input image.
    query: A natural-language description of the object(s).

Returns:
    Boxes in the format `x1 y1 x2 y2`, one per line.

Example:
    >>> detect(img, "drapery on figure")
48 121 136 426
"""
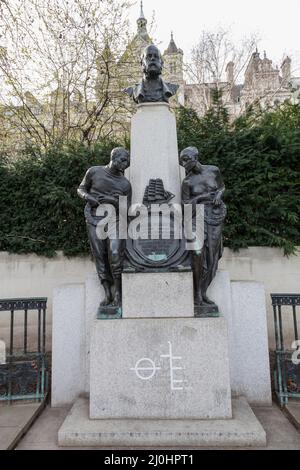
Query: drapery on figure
77 148 131 310
180 147 226 311
124 44 178 104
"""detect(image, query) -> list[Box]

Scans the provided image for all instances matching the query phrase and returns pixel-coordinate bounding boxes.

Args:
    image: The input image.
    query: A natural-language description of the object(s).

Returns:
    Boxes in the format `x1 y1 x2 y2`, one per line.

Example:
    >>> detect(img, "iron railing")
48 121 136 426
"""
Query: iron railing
0 298 48 402
271 293 300 406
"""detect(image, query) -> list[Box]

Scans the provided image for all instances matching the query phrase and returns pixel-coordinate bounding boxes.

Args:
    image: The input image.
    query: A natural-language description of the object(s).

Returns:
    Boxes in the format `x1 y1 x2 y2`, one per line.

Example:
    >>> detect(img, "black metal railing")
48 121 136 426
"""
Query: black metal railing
271 293 300 406
0 298 48 402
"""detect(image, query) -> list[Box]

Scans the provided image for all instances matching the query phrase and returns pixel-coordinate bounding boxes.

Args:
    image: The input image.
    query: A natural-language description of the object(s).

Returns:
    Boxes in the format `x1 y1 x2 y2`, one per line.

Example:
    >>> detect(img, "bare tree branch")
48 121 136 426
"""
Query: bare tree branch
0 0 135 154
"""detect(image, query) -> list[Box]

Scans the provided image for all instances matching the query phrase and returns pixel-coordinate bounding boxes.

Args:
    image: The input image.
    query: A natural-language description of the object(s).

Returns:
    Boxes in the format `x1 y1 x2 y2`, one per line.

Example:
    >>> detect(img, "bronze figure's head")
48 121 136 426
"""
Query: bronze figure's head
109 147 130 173
141 44 163 78
180 147 201 173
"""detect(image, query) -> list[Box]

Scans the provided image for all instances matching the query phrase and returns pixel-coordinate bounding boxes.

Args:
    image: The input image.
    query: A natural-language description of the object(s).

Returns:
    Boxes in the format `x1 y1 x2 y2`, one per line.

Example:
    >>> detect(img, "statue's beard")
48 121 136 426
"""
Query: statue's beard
143 64 162 78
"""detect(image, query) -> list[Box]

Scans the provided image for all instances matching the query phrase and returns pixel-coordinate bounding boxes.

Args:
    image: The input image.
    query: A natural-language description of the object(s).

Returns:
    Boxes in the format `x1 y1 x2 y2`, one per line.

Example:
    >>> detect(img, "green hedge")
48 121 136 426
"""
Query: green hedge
0 140 120 256
0 102 299 257
177 102 300 255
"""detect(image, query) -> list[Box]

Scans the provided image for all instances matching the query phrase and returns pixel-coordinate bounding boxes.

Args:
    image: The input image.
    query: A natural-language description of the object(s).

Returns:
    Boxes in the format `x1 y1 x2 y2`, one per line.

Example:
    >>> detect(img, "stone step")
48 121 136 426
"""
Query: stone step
58 397 266 447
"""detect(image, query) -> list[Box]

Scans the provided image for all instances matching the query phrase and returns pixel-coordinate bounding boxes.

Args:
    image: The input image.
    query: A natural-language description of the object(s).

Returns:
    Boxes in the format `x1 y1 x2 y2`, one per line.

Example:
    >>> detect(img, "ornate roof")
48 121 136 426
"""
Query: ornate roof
136 1 150 42
138 1 146 21
165 32 179 54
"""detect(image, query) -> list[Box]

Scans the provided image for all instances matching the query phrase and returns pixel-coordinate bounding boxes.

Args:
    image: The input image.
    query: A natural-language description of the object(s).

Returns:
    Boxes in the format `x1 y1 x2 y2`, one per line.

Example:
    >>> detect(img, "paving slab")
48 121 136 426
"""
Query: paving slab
254 404 300 450
0 402 43 449
285 400 300 431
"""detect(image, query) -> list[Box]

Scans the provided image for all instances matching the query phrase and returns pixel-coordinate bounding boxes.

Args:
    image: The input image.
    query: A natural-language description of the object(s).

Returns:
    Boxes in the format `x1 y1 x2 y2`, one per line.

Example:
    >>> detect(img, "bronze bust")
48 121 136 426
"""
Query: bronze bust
124 44 178 104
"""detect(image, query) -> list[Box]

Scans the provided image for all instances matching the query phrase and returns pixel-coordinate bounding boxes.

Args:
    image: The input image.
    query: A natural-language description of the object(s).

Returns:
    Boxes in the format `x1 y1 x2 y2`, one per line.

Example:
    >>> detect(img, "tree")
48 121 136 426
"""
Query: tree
185 27 258 115
0 0 134 154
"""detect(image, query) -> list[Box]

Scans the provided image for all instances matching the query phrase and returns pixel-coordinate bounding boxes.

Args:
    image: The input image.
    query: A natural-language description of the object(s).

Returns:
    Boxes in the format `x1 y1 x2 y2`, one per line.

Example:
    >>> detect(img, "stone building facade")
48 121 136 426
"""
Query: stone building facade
123 3 300 120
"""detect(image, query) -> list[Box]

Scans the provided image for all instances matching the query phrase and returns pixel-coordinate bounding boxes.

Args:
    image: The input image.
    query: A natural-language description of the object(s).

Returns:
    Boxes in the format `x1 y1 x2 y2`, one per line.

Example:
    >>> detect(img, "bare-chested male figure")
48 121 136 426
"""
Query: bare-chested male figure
180 146 226 309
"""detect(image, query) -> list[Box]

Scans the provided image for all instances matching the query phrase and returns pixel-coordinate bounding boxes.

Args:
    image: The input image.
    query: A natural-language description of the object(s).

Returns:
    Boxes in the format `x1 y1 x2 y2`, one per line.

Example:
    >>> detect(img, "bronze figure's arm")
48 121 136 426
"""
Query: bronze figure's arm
77 168 99 207
212 167 225 206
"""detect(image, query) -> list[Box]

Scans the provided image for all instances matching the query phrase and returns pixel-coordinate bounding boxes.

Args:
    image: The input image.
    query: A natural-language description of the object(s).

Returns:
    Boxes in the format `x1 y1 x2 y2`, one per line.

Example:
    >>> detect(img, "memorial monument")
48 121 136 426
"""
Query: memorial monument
53 43 271 447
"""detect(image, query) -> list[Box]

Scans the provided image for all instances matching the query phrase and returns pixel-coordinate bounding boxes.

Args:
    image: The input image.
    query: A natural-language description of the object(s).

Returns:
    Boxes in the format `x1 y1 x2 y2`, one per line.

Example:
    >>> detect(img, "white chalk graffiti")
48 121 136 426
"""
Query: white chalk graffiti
161 341 186 390
130 358 161 380
130 341 188 391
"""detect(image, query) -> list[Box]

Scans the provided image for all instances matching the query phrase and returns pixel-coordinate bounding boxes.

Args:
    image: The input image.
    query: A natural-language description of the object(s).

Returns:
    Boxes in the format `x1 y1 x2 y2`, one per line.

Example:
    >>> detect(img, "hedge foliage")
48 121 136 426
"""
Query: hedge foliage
0 140 121 256
0 102 299 257
177 102 300 255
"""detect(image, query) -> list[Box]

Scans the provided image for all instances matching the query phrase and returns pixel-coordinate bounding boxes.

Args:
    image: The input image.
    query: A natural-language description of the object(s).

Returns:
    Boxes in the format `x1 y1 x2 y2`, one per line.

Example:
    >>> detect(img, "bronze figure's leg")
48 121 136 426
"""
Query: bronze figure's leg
101 280 113 307
108 238 125 307
191 250 203 306
201 224 223 304
86 223 113 306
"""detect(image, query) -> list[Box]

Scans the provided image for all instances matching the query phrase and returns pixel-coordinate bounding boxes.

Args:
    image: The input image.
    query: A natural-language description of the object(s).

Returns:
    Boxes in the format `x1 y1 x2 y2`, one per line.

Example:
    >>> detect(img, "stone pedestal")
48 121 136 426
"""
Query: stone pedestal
127 103 182 204
57 308 266 447
122 271 194 318
89 317 232 420
51 270 272 408
54 271 269 447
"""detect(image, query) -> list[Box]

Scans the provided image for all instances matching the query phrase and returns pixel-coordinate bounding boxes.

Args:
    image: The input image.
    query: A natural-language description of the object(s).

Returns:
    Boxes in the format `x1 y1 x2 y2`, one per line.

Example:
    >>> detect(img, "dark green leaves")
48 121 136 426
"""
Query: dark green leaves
177 102 300 255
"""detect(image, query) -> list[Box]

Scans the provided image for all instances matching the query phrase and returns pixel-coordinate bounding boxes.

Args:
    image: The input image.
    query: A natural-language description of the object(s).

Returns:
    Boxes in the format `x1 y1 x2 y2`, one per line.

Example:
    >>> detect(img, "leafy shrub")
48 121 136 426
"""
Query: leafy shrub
0 140 121 256
177 102 300 255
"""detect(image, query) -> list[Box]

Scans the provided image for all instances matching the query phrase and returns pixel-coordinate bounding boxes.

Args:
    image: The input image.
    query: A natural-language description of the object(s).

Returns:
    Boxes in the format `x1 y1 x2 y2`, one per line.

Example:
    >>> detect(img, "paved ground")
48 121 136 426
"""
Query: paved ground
0 402 43 450
14 402 300 450
285 399 300 431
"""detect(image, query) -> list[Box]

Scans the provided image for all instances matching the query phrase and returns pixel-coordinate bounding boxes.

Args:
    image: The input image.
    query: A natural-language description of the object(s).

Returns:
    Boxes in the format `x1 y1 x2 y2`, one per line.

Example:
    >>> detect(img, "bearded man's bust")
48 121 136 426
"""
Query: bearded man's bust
124 44 179 104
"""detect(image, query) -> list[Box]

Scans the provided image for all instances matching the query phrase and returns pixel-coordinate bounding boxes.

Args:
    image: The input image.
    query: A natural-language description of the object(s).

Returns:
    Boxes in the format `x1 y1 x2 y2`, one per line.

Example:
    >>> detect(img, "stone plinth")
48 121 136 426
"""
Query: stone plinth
51 284 85 406
58 396 266 447
230 281 272 405
51 271 272 408
84 272 104 392
122 271 194 318
89 317 232 419
127 103 182 204
206 273 272 405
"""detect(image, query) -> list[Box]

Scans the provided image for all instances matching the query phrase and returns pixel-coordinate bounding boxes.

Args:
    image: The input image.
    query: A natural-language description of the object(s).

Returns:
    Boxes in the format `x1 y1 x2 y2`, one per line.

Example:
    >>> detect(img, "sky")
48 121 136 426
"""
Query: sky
128 0 300 76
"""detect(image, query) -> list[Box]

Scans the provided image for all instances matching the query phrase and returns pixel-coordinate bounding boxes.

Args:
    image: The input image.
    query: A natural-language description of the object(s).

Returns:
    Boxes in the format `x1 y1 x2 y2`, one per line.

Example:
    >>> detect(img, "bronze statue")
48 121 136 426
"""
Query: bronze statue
78 148 131 314
124 44 178 104
180 147 226 315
